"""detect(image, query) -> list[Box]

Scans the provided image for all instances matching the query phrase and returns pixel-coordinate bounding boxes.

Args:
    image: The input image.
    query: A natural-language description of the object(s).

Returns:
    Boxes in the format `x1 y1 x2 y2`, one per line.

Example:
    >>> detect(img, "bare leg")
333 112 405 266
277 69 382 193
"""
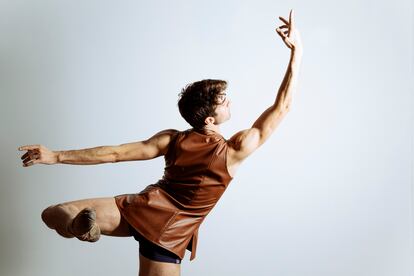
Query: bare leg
138 254 181 276
42 197 181 276
41 197 131 238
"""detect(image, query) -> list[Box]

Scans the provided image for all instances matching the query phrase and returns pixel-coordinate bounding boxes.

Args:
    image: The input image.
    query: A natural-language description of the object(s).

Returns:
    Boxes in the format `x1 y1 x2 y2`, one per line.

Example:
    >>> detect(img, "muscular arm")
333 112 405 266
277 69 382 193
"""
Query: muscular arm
227 10 303 171
228 51 302 163
19 129 179 167
113 129 178 163
54 129 178 165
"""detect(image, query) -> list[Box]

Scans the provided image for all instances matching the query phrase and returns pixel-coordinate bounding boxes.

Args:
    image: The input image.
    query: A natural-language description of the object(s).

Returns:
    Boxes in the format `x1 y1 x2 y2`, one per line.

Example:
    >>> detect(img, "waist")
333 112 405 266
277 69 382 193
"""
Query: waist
155 179 227 208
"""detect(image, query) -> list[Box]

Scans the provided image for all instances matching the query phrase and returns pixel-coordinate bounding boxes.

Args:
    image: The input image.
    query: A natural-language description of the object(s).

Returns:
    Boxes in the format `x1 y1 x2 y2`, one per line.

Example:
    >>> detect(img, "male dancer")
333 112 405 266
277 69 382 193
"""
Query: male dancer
18 9 302 276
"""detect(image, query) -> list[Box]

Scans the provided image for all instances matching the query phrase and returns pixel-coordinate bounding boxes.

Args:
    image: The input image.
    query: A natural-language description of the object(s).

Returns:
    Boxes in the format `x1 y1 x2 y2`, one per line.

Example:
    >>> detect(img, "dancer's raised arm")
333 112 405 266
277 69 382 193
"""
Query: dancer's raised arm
18 129 178 166
227 9 303 167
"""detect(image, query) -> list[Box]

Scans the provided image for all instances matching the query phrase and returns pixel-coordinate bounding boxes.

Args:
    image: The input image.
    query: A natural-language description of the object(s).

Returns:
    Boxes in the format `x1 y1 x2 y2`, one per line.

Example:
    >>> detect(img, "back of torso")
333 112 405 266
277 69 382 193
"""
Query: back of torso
157 129 233 208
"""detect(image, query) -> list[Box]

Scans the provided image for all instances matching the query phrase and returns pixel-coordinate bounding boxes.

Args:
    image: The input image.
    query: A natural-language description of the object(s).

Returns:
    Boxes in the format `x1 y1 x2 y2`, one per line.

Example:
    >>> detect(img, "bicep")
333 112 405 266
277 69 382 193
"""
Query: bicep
251 106 287 141
228 128 262 162
229 109 287 162
114 129 178 162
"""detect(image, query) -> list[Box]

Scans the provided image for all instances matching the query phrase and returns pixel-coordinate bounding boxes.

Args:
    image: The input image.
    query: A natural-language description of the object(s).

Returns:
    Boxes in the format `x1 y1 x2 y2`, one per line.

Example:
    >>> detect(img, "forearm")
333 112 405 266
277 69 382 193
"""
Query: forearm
274 50 303 112
55 146 117 165
251 50 302 139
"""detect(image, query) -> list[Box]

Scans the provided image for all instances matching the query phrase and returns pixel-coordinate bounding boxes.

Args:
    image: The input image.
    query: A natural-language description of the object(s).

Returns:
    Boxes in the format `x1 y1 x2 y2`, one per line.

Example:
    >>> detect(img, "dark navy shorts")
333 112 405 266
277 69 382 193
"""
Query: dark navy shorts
128 225 182 264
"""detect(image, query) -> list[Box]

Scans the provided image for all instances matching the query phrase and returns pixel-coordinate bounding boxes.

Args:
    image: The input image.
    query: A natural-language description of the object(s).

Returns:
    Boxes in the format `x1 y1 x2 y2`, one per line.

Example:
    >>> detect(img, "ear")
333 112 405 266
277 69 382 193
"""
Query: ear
204 116 215 125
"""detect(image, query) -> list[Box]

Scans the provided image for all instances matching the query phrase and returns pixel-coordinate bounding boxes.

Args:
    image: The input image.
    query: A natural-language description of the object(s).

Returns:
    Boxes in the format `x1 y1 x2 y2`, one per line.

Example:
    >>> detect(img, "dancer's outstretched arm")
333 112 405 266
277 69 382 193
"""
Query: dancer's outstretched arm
18 129 178 167
227 9 303 167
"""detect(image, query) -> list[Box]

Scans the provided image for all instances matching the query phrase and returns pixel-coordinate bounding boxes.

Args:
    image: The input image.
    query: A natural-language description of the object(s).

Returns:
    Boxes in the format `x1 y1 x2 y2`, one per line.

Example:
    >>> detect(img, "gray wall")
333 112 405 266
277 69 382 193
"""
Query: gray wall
1 0 413 275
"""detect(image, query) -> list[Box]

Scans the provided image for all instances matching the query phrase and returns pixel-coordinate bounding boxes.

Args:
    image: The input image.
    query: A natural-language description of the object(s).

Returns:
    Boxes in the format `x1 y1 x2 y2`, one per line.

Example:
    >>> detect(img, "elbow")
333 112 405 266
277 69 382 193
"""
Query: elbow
110 146 121 163
282 100 291 114
111 154 119 163
104 152 118 163
274 102 290 115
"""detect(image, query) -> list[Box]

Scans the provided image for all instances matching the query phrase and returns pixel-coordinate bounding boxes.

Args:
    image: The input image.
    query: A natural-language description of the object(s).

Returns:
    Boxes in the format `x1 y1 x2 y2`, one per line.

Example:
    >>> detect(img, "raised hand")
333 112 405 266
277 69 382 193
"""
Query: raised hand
18 144 58 167
275 9 303 53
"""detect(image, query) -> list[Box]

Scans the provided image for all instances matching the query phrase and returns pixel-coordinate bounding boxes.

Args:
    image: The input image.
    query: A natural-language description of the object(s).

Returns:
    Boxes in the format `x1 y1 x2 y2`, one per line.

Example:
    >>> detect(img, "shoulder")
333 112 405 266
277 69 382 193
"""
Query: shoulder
147 129 180 153
149 129 181 142
114 129 181 161
153 129 180 136
223 128 261 177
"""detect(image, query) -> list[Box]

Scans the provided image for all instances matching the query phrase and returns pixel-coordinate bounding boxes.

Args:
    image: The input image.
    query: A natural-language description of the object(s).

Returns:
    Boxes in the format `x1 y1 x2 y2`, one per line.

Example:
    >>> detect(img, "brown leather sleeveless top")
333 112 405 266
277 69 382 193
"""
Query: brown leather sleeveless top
114 128 233 260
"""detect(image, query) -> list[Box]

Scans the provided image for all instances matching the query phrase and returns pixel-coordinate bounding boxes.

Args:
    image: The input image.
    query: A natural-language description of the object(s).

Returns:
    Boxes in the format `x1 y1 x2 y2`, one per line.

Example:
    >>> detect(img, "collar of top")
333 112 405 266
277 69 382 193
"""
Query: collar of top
190 128 224 142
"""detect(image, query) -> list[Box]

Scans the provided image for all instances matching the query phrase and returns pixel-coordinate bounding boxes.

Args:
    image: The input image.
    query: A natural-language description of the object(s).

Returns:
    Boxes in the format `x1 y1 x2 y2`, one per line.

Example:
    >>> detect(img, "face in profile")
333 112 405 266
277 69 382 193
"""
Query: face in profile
213 92 231 125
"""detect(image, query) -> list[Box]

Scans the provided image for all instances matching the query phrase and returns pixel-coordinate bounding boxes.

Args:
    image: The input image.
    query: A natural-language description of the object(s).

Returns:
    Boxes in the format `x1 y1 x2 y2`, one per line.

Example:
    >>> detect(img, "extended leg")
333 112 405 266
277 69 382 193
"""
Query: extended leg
41 197 131 239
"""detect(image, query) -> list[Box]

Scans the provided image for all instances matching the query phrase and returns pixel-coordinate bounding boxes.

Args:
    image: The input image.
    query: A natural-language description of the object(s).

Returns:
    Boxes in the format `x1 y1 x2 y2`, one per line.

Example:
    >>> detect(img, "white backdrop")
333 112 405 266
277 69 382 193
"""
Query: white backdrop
1 1 413 275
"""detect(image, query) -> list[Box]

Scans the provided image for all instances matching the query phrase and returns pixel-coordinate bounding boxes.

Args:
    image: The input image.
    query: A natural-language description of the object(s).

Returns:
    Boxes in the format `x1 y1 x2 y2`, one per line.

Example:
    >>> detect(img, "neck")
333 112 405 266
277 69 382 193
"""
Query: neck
202 124 221 134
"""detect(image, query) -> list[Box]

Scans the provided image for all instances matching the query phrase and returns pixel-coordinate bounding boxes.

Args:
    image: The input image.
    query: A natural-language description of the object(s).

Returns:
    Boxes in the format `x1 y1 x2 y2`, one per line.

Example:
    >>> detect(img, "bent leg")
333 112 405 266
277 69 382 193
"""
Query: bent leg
41 197 131 238
138 254 181 276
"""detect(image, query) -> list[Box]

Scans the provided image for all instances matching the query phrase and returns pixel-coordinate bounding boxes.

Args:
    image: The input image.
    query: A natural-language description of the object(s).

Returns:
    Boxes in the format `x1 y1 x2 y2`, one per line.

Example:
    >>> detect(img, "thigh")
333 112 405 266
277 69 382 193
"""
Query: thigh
138 254 181 276
57 197 132 237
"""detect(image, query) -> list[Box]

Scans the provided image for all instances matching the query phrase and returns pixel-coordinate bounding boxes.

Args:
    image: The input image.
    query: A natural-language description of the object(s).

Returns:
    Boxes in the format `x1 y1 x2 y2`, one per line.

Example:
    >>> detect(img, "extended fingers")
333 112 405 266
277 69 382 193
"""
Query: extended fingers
279 16 289 25
289 9 295 26
279 9 295 26
276 10 298 50
278 9 295 37
289 9 295 27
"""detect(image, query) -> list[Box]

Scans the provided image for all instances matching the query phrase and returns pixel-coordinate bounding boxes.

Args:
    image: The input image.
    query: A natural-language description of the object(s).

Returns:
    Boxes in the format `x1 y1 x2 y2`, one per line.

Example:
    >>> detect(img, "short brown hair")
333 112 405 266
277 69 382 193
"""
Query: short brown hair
178 79 227 129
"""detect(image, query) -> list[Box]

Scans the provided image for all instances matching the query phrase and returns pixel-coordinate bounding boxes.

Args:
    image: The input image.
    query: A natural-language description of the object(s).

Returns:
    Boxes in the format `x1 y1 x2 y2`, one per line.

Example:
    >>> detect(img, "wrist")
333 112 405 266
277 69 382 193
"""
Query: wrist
54 151 61 164
290 50 303 66
291 48 303 58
